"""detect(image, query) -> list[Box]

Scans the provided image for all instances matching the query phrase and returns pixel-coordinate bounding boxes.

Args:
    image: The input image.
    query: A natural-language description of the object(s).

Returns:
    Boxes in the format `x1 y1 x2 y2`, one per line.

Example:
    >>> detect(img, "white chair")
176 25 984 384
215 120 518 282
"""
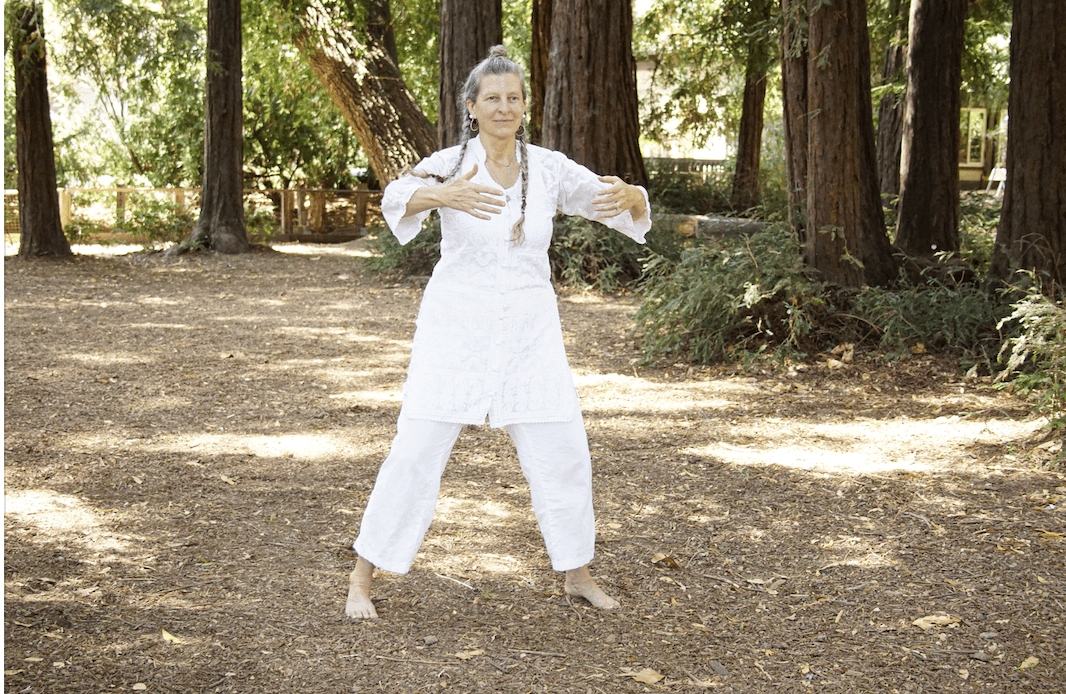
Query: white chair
986 165 1006 197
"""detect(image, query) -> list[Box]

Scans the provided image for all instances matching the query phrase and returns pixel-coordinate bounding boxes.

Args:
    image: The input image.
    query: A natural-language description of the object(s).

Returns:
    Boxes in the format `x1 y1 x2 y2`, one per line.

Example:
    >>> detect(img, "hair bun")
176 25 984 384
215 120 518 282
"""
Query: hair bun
488 45 508 59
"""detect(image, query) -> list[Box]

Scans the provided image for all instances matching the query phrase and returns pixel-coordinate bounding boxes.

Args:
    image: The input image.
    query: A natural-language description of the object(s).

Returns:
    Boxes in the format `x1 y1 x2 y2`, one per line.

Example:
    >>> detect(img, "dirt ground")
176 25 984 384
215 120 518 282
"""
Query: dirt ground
4 241 1065 694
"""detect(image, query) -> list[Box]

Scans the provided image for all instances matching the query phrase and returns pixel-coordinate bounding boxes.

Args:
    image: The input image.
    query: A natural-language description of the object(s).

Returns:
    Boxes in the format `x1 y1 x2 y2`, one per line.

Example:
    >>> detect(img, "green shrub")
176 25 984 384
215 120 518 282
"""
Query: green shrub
995 278 1066 442
363 217 441 280
116 197 196 249
850 269 1010 363
646 162 731 215
958 192 1000 273
632 223 822 363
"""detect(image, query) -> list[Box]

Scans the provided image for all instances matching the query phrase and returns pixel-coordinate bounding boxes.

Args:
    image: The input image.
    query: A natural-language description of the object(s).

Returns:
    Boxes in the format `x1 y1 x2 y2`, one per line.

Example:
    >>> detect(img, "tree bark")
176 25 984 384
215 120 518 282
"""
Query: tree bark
805 0 896 287
285 0 437 184
730 52 768 211
182 0 248 254
541 0 647 186
439 0 503 147
530 0 552 145
990 0 1066 287
779 0 809 244
894 0 967 259
876 0 907 200
12 1 71 259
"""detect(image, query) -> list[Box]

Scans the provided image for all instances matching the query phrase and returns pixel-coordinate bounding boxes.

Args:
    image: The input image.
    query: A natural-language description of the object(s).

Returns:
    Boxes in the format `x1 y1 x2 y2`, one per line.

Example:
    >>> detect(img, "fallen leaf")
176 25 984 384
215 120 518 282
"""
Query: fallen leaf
454 649 484 660
161 628 184 644
652 553 682 569
24 658 44 663
911 342 927 354
133 685 147 691
620 667 664 684
220 474 236 485
912 614 959 631
1019 656 1040 670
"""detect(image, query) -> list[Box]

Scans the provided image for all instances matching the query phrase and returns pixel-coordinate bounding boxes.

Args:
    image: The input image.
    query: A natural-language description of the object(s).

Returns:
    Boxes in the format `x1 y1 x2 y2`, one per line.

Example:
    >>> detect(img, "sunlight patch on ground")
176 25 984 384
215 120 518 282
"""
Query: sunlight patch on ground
4 489 134 557
575 372 748 412
138 432 346 462
270 240 377 258
65 352 158 366
688 415 1045 475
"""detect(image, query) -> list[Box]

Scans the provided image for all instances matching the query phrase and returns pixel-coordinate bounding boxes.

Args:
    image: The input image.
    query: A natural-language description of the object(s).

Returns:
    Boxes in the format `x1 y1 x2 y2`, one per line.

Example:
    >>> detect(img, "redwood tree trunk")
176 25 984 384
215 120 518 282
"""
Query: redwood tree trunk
876 0 908 200
730 57 767 211
805 0 895 286
12 1 71 259
780 0 809 244
439 0 502 147
530 0 552 145
184 0 248 254
541 0 647 186
894 0 967 259
286 0 437 184
990 0 1066 286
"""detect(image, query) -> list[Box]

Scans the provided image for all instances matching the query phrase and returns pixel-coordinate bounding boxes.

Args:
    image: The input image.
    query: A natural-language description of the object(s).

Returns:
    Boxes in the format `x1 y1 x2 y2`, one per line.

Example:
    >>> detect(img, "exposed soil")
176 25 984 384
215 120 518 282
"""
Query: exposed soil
5 242 1065 693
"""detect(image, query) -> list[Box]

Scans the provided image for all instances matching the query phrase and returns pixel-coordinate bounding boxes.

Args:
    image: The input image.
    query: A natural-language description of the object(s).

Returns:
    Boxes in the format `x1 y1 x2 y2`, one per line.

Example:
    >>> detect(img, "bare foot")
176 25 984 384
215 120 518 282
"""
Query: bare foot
564 565 620 610
345 557 378 620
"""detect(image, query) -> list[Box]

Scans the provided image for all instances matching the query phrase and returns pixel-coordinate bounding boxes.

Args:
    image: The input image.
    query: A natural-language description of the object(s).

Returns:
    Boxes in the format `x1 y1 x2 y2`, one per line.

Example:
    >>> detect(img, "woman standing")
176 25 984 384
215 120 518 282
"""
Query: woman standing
346 46 649 620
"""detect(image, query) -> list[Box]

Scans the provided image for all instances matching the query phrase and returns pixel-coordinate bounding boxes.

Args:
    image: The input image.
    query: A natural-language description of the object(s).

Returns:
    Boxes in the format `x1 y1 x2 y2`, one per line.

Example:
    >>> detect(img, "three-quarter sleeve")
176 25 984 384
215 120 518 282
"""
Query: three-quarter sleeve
381 149 460 246
551 152 651 244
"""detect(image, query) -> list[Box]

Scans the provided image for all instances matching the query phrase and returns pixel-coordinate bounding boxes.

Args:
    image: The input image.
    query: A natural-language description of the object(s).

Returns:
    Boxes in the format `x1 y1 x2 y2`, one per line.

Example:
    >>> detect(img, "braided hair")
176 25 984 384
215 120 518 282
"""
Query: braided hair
412 45 530 245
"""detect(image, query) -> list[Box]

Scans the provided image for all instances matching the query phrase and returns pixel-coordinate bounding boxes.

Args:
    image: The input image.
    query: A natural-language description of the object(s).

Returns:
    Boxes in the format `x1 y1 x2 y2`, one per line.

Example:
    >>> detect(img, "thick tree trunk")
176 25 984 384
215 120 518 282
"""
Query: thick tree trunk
730 0 774 212
183 0 248 254
730 57 768 212
541 0 647 186
894 0 967 259
439 0 502 147
876 0 907 200
12 1 71 259
990 0 1066 286
805 0 896 287
530 0 552 145
286 0 437 184
780 0 809 244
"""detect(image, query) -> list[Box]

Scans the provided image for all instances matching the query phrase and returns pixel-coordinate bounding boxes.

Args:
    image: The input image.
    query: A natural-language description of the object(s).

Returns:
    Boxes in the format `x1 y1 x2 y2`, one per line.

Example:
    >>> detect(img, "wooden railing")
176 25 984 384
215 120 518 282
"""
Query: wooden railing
4 187 382 241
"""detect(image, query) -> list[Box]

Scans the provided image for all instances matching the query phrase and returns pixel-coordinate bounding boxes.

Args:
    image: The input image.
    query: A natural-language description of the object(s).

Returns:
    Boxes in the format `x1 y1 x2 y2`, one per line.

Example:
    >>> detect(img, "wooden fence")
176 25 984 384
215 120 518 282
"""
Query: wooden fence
4 187 383 243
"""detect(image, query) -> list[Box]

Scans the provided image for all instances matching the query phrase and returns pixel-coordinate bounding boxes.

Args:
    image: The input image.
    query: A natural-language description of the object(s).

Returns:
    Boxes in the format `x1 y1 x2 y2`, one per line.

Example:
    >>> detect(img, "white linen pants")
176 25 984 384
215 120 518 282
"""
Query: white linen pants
353 412 596 574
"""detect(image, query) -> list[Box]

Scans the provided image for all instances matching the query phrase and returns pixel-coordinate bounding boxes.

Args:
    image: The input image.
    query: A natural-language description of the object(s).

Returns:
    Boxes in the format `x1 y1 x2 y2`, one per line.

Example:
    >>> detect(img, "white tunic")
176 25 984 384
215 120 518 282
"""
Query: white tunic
381 137 651 427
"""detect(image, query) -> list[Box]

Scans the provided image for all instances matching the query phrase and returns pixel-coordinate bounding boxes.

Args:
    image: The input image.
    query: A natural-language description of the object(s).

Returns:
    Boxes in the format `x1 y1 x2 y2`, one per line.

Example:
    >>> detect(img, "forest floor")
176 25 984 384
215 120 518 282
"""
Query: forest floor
4 240 1065 694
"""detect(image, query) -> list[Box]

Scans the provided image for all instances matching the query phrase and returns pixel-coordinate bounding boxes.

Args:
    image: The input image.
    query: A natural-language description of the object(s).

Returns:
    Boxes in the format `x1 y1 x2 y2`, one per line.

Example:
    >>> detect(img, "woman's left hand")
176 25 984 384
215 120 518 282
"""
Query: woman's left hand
594 176 647 221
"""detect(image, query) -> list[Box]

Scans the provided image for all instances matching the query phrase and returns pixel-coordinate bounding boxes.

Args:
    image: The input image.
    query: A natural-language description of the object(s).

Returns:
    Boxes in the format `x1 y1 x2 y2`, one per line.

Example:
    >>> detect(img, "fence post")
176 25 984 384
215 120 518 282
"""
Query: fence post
296 189 308 232
60 189 72 226
173 188 186 214
281 190 294 234
116 190 127 227
354 184 369 230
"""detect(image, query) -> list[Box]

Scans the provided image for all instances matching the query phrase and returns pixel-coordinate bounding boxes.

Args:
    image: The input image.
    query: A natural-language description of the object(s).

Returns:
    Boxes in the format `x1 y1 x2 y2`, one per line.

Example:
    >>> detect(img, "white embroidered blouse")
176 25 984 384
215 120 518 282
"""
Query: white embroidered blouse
381 137 651 427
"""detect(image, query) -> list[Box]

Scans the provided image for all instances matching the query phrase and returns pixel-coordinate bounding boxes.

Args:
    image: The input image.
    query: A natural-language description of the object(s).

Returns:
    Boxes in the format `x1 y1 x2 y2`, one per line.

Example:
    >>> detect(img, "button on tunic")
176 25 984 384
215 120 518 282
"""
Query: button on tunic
381 138 651 427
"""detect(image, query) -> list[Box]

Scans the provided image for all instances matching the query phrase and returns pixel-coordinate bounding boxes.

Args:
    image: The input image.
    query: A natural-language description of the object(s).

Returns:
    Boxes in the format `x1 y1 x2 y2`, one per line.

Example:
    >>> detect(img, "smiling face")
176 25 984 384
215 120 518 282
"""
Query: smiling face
466 73 527 141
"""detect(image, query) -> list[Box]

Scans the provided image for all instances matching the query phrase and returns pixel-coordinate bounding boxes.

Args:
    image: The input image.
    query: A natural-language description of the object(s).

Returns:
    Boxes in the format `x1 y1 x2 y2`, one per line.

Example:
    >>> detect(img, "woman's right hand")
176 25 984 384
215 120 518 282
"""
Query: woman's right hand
405 165 504 220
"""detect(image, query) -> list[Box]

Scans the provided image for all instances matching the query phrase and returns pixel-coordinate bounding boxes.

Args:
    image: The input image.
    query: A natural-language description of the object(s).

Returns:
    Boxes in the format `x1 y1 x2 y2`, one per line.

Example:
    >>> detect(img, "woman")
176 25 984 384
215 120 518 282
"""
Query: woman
346 46 650 620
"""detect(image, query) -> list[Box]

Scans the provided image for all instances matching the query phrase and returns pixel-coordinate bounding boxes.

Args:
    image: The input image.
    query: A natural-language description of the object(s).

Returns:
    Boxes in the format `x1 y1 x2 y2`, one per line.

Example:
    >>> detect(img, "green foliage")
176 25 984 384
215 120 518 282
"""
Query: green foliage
646 160 731 214
50 0 206 187
996 279 1066 441
363 217 442 280
633 223 819 363
242 9 364 189
958 192 1000 273
850 270 1010 363
549 216 646 292
114 197 196 249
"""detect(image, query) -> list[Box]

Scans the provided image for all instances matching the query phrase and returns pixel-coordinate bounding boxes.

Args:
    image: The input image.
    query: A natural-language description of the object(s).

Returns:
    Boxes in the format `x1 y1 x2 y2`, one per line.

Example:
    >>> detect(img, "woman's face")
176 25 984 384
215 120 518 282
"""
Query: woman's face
466 73 526 141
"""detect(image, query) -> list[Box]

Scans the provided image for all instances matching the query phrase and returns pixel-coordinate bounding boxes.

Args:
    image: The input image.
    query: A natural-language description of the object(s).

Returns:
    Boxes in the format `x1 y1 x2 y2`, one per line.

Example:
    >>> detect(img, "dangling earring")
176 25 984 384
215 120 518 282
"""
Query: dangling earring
515 122 526 138
469 116 479 133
